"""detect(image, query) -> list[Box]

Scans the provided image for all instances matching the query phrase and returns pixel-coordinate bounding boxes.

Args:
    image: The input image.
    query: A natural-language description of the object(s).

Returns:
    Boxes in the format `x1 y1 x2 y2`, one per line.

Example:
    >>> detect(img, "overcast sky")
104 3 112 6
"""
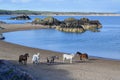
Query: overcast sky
0 0 120 12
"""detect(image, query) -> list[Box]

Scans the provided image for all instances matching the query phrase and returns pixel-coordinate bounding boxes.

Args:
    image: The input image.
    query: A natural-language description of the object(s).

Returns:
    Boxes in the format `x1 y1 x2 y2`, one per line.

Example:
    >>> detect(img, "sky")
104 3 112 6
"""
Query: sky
0 0 120 12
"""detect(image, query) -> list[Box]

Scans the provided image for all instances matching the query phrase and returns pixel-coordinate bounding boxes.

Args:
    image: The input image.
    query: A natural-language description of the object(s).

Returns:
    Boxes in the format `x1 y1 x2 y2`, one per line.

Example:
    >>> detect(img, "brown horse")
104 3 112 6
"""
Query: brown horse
76 52 88 61
19 53 29 65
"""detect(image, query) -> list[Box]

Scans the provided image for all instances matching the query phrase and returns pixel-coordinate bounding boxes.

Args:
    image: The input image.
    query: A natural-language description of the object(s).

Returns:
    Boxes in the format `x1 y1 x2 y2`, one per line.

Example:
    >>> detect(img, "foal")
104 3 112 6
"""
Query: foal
19 53 29 65
47 56 59 64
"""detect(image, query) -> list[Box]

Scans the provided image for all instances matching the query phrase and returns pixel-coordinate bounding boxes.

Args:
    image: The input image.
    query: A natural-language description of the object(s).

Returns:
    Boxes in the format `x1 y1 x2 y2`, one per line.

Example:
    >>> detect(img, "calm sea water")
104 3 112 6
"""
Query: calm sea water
1 15 120 59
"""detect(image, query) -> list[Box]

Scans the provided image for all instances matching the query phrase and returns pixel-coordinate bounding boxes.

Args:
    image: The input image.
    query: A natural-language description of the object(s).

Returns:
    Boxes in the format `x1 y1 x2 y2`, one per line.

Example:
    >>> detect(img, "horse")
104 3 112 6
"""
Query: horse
47 56 59 64
63 54 75 63
19 53 29 65
76 51 88 61
32 53 40 64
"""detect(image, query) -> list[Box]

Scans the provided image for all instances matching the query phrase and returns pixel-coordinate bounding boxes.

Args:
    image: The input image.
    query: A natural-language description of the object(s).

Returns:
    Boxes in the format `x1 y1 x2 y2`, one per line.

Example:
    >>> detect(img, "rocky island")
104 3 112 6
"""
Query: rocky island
32 17 102 33
9 14 31 20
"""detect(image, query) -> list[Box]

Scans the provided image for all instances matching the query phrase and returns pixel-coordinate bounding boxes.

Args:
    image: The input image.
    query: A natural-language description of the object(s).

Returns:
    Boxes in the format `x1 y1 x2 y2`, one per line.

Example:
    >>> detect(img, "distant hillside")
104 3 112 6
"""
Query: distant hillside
0 9 120 16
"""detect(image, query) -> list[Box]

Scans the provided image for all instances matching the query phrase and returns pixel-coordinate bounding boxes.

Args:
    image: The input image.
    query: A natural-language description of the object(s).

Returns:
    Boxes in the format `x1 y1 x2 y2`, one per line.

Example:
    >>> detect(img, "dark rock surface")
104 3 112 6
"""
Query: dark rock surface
0 60 35 80
9 15 31 20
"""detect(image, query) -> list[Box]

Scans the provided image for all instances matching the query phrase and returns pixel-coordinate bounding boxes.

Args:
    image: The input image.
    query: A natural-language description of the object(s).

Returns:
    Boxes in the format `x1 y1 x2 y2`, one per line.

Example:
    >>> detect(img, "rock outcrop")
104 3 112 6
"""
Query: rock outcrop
9 14 31 20
56 18 85 33
32 17 61 26
32 17 102 33
0 60 35 80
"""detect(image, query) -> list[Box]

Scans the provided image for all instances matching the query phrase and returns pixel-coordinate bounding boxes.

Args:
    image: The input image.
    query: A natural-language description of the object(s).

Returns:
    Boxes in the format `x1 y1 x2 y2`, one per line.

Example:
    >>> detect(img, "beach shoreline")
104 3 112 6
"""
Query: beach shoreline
0 24 120 80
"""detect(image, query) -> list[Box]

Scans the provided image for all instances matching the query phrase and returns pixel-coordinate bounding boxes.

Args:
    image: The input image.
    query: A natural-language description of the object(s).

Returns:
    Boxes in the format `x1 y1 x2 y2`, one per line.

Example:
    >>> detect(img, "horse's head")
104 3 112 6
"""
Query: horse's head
37 53 40 56
25 53 29 57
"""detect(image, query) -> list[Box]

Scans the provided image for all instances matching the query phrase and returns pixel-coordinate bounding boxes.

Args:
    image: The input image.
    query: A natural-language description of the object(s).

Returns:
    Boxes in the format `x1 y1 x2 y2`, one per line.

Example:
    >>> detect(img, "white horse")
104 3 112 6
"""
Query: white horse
32 53 40 64
63 54 75 63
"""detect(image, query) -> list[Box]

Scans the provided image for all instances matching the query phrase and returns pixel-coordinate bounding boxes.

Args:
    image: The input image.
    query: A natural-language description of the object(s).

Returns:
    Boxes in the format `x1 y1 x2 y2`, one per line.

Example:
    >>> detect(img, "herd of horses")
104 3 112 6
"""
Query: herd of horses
18 51 88 65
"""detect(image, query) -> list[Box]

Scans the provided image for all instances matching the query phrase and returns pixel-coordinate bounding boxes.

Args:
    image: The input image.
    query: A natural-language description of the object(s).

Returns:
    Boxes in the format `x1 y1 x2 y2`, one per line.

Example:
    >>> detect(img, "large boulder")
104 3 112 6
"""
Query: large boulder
60 20 83 28
64 17 77 23
81 20 102 32
9 14 31 20
32 18 42 24
79 17 90 25
80 17 89 22
32 17 61 26
56 20 85 33
42 16 61 25
89 20 102 29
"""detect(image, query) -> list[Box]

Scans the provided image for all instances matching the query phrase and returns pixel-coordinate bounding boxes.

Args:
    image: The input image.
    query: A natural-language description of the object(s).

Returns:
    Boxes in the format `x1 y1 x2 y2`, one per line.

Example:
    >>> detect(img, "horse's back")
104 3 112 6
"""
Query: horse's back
63 54 73 59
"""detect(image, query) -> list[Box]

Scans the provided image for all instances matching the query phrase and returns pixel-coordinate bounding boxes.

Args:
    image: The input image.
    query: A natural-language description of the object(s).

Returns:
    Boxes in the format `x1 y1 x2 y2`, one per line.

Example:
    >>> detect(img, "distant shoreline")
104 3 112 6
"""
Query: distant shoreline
0 9 120 16
0 14 120 16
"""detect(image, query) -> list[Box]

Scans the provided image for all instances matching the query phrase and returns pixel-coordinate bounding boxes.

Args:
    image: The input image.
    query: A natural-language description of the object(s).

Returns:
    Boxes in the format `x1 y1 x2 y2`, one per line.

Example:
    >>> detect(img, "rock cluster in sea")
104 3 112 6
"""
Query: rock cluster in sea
32 17 102 33
9 14 31 20
0 60 35 80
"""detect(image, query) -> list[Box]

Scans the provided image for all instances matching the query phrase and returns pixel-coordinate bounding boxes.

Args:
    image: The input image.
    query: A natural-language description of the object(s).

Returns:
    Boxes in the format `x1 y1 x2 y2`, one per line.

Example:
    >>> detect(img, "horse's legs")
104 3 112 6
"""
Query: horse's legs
47 58 49 63
70 58 72 63
33 61 35 64
36 59 39 64
18 60 21 64
24 60 27 65
63 58 65 63
53 59 54 63
51 58 54 63
80 55 82 61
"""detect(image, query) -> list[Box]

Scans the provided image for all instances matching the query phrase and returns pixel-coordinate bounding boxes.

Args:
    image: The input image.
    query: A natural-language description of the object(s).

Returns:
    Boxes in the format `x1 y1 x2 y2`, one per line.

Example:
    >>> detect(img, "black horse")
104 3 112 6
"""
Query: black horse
19 53 29 65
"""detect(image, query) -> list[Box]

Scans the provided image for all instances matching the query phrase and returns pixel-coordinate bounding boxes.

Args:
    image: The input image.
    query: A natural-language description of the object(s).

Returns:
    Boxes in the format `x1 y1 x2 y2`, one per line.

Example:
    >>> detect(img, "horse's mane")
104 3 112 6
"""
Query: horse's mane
76 51 82 55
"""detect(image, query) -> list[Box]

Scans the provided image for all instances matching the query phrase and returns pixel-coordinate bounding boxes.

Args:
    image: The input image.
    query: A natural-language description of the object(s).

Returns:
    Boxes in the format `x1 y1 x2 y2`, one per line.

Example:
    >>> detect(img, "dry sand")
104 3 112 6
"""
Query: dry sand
0 24 120 80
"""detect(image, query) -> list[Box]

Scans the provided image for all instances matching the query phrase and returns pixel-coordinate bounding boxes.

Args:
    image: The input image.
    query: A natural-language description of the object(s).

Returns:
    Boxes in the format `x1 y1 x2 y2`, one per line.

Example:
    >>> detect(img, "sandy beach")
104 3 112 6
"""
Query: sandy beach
0 24 120 80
